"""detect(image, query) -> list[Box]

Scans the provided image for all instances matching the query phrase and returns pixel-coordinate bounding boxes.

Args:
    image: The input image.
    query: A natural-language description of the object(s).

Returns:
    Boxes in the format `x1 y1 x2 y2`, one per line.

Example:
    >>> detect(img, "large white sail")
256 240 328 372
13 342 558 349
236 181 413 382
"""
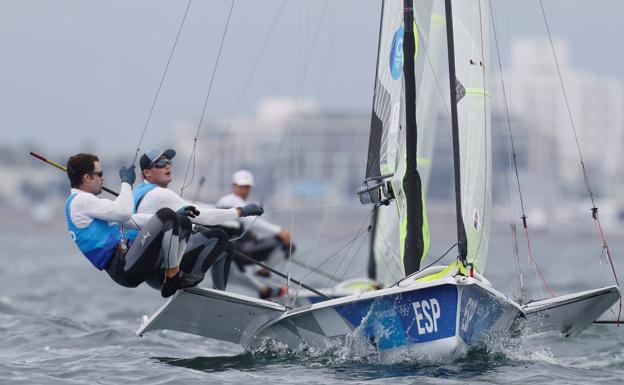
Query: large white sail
451 0 492 273
366 0 444 285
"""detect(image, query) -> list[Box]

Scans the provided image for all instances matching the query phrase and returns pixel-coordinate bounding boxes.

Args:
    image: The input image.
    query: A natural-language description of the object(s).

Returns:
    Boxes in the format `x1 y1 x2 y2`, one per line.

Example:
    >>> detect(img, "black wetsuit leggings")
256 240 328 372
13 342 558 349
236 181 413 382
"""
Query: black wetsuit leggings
180 228 233 291
145 227 233 291
105 209 234 291
105 207 191 288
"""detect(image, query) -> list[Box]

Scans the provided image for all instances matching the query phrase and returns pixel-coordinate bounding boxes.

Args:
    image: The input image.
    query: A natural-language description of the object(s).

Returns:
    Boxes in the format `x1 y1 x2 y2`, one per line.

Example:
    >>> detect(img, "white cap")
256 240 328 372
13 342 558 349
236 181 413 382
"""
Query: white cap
232 170 254 186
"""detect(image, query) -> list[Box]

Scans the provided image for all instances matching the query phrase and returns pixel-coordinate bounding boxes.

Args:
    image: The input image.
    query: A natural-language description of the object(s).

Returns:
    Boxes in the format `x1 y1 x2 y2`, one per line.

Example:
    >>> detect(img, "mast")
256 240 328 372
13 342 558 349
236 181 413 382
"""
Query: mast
402 0 425 274
444 0 468 262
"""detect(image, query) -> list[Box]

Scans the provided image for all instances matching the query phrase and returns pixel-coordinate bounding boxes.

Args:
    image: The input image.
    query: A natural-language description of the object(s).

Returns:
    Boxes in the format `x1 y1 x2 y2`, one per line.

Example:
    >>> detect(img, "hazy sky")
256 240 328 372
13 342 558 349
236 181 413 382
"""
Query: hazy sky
2 0 624 159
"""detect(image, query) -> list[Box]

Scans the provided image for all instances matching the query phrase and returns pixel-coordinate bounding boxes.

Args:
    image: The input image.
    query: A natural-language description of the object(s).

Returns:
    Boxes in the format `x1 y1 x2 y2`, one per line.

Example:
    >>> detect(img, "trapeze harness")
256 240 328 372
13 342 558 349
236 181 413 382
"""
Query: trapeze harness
65 191 188 288
65 192 122 270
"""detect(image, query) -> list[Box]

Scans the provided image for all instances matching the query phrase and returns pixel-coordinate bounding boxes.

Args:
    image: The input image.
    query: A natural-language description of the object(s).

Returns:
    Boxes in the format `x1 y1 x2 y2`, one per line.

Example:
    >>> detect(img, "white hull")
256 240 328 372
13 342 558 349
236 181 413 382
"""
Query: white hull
521 286 620 337
248 276 520 360
137 287 285 346
136 270 620 360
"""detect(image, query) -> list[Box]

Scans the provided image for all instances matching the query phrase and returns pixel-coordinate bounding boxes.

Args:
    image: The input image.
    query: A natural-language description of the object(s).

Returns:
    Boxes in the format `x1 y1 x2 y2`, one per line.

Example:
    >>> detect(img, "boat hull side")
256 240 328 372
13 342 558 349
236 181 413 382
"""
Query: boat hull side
458 282 520 345
251 283 462 356
334 283 458 350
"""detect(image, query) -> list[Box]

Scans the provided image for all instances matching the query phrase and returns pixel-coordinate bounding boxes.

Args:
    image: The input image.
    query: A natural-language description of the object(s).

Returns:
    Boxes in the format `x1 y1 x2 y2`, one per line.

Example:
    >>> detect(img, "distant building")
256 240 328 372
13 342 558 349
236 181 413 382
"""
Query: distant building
499 38 624 197
175 99 370 209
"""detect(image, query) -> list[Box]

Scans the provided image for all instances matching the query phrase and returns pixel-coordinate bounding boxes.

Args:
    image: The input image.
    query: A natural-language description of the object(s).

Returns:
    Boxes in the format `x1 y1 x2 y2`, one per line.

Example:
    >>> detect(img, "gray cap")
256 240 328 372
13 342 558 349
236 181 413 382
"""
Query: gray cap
140 148 176 170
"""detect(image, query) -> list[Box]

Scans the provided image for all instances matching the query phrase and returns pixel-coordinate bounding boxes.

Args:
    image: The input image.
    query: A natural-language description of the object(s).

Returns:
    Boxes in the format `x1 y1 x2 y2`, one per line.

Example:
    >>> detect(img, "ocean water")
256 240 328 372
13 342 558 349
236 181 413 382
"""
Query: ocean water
1 209 623 384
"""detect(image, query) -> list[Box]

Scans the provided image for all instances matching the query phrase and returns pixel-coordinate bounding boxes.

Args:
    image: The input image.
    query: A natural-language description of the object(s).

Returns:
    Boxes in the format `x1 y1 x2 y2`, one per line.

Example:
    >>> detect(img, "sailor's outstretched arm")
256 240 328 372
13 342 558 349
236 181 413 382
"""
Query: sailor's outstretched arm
80 182 134 222
154 188 239 225
193 201 264 225
192 205 239 226
239 215 281 236
216 194 272 233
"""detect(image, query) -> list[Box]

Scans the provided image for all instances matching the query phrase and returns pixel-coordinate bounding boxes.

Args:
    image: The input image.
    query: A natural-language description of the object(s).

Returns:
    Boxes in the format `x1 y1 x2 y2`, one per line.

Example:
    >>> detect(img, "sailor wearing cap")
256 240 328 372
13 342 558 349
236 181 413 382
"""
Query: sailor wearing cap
217 170 292 267
132 148 265 292
64 152 204 298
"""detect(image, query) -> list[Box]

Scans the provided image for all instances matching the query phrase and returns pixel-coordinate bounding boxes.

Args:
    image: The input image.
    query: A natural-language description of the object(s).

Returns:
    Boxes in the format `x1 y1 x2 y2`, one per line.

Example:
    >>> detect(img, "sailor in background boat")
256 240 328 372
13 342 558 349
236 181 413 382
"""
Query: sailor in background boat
216 170 293 272
64 153 204 298
134 148 265 292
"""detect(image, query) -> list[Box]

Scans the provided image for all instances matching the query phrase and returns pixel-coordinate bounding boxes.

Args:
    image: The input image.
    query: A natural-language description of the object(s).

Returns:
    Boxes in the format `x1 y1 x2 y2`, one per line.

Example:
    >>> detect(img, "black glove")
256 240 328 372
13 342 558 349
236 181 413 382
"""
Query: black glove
119 165 136 186
177 205 200 218
239 203 264 217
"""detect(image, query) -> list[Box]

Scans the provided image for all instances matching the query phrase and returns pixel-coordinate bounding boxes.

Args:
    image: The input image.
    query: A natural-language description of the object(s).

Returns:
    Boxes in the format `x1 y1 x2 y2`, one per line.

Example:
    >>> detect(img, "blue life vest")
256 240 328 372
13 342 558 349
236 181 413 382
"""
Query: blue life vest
65 193 122 270
125 181 158 240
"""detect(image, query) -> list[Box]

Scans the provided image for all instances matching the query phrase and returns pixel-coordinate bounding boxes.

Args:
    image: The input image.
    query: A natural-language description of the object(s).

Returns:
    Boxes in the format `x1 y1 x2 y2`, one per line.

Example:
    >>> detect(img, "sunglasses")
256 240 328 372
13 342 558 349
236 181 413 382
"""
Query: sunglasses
150 158 172 169
90 171 104 178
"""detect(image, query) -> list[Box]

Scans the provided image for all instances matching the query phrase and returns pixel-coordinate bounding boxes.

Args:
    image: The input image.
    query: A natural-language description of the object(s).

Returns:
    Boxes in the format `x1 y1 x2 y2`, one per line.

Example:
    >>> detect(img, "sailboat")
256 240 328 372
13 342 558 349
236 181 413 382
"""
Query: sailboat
136 0 620 360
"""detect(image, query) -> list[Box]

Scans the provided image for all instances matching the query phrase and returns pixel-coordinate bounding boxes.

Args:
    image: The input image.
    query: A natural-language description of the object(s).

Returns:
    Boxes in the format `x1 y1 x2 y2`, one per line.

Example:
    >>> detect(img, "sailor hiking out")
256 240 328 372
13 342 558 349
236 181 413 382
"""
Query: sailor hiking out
133 148 264 292
64 152 203 298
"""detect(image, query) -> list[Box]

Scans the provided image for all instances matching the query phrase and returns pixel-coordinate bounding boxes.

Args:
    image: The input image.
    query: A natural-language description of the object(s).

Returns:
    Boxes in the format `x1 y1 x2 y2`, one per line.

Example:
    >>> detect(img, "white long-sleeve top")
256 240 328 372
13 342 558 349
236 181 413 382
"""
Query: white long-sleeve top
135 182 238 226
216 193 281 238
68 183 147 229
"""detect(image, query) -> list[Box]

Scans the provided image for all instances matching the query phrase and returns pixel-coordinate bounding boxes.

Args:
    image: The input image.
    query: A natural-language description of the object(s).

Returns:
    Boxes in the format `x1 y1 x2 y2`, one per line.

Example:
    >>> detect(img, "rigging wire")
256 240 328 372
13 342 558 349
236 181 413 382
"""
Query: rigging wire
365 200 406 283
510 222 527 303
288 258 342 283
233 249 331 300
191 176 206 203
337 225 372 284
180 0 236 197
225 0 288 125
301 119 367 273
488 0 554 298
491 0 526 303
188 1 288 189
312 1 342 98
390 242 459 287
282 1 367 293
493 0 526 303
296 1 366 277
325 211 371 288
538 0 596 208
322 208 374 288
298 228 369 281
373 242 401 283
538 0 620 316
260 0 334 203
373 217 405 272
222 2 361 287
297 5 363 265
299 209 373 282
132 0 193 165
496 0 527 300
284 0 310 298
503 0 512 109
265 203 362 214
